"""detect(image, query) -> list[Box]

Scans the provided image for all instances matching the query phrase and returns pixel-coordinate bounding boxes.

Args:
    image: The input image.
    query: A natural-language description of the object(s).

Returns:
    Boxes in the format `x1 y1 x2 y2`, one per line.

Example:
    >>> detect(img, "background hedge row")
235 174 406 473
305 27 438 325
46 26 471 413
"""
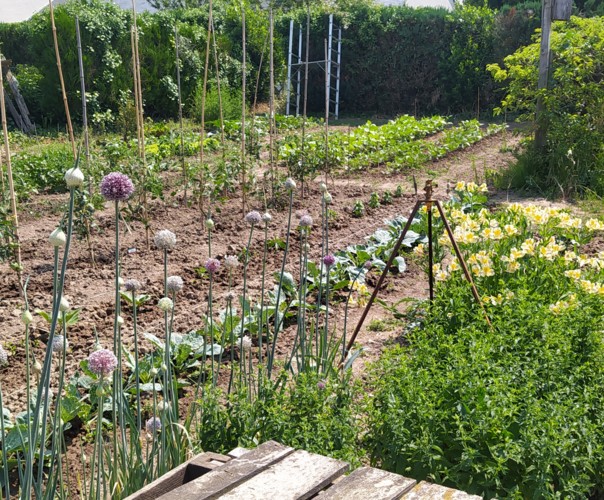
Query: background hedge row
0 0 543 126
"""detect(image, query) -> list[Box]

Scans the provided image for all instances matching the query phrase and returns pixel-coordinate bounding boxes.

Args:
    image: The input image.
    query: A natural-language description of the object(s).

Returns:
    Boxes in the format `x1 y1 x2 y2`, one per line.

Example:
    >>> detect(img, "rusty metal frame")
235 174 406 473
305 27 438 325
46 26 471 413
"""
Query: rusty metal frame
341 180 491 365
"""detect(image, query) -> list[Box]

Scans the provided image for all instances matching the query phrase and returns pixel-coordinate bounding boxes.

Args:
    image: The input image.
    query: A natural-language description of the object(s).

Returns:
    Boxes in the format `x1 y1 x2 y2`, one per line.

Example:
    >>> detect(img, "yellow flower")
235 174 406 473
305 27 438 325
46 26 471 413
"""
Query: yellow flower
466 181 478 193
413 244 426 257
509 247 525 261
585 218 604 231
478 183 488 193
564 269 581 280
455 181 466 191
521 239 535 256
504 224 518 236
506 261 520 273
448 260 460 272
435 270 448 282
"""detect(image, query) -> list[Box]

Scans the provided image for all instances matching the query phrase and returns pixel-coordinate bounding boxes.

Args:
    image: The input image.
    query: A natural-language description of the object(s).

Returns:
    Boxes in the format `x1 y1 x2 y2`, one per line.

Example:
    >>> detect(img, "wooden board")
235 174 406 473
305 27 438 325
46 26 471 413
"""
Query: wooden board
218 449 349 500
319 466 416 500
404 481 482 499
159 440 294 500
125 451 230 500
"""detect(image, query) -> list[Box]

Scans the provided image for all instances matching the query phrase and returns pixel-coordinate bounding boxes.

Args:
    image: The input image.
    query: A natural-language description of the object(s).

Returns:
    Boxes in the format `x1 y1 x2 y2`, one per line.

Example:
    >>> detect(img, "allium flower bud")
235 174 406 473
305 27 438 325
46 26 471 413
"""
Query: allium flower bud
323 192 333 204
239 335 252 352
223 255 239 271
157 297 173 312
158 401 171 412
150 368 159 377
118 277 124 287
21 310 33 325
161 363 167 372
245 211 262 226
117 316 124 325
299 215 313 228
262 212 272 224
64 166 85 188
323 254 336 268
49 227 67 248
124 279 142 292
317 380 326 390
204 258 220 275
205 218 215 230
59 297 70 312
154 229 177 251
88 349 118 377
285 178 297 190
32 360 42 375
51 335 68 353
319 182 327 193
100 172 135 201
166 276 184 294
0 344 7 366
145 417 162 433
364 260 373 270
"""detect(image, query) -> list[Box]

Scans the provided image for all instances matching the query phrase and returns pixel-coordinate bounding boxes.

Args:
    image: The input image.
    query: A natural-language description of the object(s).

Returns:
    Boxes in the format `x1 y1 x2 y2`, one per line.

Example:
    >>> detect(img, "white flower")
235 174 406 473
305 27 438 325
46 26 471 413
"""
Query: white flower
239 335 252 352
157 297 173 312
205 218 215 230
117 316 124 325
323 192 333 204
262 212 272 224
319 182 327 193
154 230 177 251
49 227 67 248
64 166 85 188
285 178 297 190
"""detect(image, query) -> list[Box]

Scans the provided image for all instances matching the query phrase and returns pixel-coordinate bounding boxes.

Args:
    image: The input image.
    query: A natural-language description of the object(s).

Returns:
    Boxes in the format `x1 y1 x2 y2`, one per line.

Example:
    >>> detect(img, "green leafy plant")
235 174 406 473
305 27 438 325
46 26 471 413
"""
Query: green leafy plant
352 200 365 218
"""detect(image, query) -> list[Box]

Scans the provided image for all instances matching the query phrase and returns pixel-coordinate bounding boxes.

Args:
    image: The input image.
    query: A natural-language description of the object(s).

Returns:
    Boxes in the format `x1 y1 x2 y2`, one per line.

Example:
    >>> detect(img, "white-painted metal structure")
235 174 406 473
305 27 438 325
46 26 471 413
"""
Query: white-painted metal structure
285 14 342 119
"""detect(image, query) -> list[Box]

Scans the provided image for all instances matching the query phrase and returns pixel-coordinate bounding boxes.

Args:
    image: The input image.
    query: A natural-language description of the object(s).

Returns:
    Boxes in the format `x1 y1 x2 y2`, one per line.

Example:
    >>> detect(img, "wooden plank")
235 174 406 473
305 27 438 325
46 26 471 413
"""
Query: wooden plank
158 440 294 500
227 446 248 459
319 466 416 500
403 481 482 499
218 449 349 500
125 451 230 500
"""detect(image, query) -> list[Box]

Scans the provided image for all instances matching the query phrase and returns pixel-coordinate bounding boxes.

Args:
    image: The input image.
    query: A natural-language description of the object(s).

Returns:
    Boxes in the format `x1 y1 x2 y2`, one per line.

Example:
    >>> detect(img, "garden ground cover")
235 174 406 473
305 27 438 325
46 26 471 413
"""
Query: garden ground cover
3 122 602 497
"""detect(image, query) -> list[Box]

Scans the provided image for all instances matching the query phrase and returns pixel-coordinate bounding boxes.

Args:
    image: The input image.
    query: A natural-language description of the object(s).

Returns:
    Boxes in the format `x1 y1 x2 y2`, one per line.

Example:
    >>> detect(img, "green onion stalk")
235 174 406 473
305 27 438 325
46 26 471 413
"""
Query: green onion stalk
268 179 296 379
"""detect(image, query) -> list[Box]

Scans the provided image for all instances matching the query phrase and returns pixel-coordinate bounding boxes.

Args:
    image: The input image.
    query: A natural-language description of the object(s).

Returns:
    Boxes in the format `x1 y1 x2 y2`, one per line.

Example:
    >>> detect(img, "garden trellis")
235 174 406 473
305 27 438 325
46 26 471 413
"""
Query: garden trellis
286 14 341 120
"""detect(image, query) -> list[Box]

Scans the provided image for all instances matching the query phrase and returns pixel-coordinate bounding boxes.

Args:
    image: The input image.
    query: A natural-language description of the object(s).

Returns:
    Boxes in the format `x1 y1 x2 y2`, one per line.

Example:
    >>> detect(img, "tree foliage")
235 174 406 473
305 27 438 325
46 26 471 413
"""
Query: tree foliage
488 16 604 196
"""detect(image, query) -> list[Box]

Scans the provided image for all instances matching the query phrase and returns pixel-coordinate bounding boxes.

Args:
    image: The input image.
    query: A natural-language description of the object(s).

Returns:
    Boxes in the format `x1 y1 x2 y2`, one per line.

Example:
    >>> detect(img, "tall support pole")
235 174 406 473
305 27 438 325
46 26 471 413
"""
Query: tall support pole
241 0 247 216
296 25 302 116
175 25 187 205
334 25 342 120
535 0 553 151
49 0 76 159
75 17 90 190
324 38 329 181
285 20 294 116
130 26 142 154
269 9 276 200
0 63 23 287
300 8 310 198
211 16 226 155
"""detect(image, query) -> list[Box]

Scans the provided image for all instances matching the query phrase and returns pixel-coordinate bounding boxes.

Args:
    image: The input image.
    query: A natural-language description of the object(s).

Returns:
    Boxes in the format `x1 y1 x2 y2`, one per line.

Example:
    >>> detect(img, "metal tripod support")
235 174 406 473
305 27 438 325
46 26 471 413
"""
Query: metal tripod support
342 180 492 364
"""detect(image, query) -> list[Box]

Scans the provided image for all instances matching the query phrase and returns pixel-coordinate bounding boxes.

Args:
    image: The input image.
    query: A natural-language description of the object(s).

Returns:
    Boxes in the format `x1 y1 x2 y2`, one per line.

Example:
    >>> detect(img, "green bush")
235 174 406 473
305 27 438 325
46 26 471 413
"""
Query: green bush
364 190 604 498
11 144 73 198
489 16 604 196
196 371 361 465
190 85 242 122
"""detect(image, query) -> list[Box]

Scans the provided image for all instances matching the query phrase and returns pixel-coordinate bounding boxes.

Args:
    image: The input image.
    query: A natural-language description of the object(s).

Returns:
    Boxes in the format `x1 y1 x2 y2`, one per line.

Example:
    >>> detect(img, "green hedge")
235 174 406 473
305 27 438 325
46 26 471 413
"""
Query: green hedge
0 0 539 125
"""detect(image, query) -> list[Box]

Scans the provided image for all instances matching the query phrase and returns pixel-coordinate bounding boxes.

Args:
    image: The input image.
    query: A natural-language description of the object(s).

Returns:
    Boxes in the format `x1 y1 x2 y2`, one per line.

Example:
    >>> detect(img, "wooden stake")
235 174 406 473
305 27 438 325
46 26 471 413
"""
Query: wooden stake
199 0 213 212
130 27 142 153
300 9 310 198
535 0 553 150
210 18 226 156
0 62 23 287
174 25 187 205
269 9 275 202
49 0 76 159
324 38 329 184
241 1 247 216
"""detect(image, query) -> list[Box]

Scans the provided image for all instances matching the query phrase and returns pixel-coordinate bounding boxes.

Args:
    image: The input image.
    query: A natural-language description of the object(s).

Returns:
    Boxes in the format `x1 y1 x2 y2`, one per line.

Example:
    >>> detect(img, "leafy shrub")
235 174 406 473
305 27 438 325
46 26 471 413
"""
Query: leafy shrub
190 85 243 123
11 144 73 198
364 189 604 498
196 371 361 465
488 16 604 196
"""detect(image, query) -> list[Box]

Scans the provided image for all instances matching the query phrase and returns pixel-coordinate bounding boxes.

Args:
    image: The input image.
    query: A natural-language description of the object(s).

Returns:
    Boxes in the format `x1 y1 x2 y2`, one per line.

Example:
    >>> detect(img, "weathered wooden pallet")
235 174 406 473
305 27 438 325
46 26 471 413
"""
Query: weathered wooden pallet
132 441 482 500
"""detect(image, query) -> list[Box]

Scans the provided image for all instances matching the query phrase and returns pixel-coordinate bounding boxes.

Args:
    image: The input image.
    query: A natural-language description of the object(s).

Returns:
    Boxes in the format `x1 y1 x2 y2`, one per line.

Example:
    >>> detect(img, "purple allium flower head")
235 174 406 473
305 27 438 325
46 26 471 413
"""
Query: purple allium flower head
204 258 221 275
88 349 118 377
317 380 326 391
51 335 68 353
364 260 373 270
0 344 7 366
154 229 177 251
323 254 336 268
245 211 262 226
100 172 134 202
166 275 184 294
145 416 162 433
299 214 313 228
124 279 142 292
